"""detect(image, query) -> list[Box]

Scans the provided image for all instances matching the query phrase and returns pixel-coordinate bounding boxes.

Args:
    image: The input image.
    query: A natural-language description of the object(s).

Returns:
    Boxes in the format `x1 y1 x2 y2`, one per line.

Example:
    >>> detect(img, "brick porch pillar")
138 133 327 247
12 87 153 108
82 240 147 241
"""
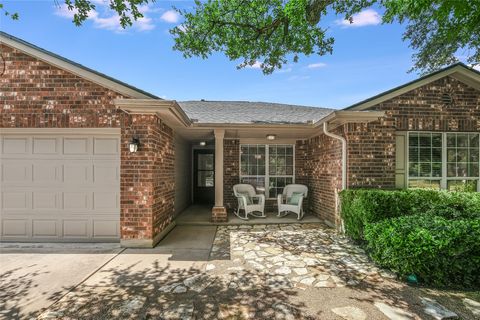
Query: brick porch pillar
212 129 227 222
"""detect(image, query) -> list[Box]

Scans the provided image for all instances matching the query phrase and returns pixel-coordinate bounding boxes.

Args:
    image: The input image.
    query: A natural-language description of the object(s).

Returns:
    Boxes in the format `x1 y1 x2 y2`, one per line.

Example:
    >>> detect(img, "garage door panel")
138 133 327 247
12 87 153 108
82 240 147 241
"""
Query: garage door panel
33 137 59 154
2 219 29 237
2 161 32 183
32 219 58 237
63 137 91 155
93 219 119 238
63 220 89 238
33 161 62 183
93 192 119 212
33 192 60 210
64 162 91 184
2 137 30 154
1 131 120 242
94 161 119 184
2 192 30 210
94 137 119 155
63 192 91 211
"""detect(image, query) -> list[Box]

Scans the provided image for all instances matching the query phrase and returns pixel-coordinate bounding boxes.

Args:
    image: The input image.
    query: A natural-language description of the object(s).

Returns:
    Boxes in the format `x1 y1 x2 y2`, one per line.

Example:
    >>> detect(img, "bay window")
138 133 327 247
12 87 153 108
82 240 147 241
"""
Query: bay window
408 132 480 191
240 144 294 198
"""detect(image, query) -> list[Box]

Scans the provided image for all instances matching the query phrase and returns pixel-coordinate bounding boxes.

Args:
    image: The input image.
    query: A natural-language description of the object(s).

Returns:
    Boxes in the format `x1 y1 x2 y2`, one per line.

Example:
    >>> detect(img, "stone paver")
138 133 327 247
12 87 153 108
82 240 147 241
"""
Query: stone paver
331 306 367 320
420 297 458 320
463 298 480 317
374 301 417 320
209 223 390 289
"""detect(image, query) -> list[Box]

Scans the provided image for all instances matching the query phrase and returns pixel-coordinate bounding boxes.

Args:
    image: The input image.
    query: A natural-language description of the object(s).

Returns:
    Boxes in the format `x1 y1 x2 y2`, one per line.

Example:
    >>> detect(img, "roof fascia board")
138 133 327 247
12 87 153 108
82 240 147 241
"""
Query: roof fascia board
1 33 156 99
311 110 385 127
114 98 192 127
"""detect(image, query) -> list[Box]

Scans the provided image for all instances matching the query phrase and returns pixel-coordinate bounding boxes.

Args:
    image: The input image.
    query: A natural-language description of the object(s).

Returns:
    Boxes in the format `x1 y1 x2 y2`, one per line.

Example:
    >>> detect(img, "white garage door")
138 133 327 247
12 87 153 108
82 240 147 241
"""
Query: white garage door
0 129 121 242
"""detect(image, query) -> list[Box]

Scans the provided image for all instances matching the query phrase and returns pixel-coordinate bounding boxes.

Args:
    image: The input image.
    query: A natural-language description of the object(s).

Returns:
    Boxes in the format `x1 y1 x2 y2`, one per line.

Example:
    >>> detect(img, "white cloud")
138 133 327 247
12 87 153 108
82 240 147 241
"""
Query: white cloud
336 9 381 28
307 62 327 69
54 3 155 32
473 65 480 71
160 10 180 23
245 61 262 69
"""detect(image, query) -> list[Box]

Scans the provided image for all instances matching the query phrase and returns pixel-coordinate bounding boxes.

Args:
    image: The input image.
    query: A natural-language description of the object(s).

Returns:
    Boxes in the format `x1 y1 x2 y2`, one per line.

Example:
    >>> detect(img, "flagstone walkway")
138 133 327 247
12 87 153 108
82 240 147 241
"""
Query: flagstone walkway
32 223 478 320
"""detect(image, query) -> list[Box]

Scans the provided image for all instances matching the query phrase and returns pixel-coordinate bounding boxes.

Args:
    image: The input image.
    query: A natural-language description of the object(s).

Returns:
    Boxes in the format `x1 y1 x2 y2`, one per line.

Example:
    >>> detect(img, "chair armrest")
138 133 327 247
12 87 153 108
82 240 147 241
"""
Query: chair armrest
252 194 265 206
237 195 249 208
297 195 304 208
277 194 284 207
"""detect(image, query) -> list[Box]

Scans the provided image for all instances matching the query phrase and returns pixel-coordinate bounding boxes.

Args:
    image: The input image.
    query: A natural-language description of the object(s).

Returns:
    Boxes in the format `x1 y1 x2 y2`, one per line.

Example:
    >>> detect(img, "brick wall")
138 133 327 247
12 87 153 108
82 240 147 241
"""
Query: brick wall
306 132 343 224
223 139 240 212
344 119 396 189
1 43 175 245
367 76 480 132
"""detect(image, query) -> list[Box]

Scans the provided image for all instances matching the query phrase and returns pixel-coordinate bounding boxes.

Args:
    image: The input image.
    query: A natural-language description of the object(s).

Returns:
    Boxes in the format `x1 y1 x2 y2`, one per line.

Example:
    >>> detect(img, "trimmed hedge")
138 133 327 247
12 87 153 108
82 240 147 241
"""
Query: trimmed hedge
340 189 480 241
364 214 480 288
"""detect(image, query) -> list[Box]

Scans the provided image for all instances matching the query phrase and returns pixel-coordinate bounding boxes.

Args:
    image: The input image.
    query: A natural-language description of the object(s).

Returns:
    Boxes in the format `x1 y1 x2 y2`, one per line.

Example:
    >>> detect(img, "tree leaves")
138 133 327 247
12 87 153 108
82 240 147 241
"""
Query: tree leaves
2 0 479 75
171 0 334 74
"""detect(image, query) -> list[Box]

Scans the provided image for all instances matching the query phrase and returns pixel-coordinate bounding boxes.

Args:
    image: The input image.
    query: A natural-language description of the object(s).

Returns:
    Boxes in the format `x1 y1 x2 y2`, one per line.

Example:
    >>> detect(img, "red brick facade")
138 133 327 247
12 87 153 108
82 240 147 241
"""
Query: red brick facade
121 115 175 242
306 132 343 224
307 75 480 225
223 139 240 212
1 43 175 245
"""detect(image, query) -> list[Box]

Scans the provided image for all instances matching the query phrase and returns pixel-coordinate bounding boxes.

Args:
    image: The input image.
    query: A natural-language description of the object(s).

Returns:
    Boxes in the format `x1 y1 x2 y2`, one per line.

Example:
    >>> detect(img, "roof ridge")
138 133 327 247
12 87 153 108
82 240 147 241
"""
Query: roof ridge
179 100 334 110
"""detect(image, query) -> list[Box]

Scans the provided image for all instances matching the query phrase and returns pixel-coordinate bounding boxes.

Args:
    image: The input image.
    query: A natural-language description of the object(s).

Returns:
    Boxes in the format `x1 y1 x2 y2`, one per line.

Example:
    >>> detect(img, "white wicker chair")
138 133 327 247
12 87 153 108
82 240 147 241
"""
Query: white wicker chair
233 184 266 220
277 184 308 220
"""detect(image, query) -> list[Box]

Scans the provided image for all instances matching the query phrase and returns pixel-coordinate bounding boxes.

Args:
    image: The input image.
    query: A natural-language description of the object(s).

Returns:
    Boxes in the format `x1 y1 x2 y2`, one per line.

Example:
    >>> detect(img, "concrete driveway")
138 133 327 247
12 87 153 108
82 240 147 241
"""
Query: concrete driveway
0 243 122 319
0 226 217 320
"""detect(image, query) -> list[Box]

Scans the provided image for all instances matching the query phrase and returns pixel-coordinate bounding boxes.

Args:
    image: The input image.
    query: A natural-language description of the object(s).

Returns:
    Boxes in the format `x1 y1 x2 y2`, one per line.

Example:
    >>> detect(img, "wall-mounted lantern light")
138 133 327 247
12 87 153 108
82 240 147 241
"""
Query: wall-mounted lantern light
199 141 206 146
266 134 276 140
129 137 140 153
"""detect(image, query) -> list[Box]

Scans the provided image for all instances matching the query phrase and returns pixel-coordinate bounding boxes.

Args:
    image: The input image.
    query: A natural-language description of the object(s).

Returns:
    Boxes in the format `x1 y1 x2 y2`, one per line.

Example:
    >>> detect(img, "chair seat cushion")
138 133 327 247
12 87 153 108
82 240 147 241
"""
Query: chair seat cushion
238 192 253 205
287 192 304 205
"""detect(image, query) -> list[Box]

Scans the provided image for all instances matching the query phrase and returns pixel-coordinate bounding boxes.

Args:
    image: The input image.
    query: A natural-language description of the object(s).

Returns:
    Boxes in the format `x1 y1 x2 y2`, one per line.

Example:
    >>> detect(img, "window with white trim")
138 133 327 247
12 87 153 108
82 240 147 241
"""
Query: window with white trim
408 132 480 191
240 144 294 198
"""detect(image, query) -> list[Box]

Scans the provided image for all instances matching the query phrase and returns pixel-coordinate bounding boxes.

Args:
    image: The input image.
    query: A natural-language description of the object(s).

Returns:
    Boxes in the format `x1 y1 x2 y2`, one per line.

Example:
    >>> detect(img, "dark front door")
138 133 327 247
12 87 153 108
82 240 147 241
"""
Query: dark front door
194 149 215 204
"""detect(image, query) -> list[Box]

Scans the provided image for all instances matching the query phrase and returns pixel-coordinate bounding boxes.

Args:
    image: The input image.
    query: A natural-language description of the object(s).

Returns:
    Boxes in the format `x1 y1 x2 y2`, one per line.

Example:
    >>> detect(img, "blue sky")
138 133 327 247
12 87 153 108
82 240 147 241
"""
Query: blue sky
1 1 420 109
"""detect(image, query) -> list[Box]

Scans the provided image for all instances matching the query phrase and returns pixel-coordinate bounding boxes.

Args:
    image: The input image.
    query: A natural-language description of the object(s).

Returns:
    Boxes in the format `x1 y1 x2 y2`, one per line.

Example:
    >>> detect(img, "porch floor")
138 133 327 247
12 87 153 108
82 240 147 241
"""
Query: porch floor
175 204 323 226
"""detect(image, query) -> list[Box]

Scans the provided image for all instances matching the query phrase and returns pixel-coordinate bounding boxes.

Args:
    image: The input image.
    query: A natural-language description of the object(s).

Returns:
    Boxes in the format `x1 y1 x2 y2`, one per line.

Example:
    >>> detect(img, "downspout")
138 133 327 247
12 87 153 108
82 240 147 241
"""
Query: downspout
323 122 347 232
323 122 347 190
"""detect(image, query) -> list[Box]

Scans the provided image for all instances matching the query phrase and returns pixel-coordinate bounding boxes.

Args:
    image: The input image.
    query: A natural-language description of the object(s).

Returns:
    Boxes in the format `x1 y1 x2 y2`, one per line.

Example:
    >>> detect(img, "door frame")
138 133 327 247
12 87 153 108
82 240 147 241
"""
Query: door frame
192 148 215 205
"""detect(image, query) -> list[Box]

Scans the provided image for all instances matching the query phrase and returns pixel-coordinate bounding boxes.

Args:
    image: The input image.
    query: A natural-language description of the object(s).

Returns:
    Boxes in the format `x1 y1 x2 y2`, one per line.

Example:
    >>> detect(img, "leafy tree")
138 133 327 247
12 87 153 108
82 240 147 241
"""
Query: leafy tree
3 0 479 75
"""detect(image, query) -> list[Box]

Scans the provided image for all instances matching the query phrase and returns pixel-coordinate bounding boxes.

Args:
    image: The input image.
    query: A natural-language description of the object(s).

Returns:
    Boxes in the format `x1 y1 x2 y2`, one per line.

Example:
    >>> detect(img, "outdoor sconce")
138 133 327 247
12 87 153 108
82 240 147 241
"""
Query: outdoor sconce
266 134 276 140
129 137 140 153
199 141 206 146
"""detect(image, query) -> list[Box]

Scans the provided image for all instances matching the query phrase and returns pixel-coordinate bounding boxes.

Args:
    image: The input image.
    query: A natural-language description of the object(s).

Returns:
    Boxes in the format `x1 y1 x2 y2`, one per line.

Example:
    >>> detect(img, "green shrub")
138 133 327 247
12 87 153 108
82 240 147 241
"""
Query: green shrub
340 189 480 241
364 214 480 288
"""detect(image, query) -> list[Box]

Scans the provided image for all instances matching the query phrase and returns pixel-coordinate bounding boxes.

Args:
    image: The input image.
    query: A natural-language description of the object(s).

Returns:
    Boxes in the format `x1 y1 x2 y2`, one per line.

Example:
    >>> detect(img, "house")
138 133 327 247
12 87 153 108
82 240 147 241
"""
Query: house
1 32 479 247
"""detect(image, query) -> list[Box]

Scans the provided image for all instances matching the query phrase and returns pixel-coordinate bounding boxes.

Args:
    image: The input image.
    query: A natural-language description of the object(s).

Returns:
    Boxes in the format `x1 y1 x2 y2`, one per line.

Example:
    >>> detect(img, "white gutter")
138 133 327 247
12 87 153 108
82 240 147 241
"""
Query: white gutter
323 122 347 190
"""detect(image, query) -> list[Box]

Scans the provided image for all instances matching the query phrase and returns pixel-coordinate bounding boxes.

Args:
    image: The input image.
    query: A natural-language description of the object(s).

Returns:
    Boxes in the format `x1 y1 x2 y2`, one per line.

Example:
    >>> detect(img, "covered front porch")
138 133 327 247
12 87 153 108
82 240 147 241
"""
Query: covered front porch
116 99 384 228
175 204 323 225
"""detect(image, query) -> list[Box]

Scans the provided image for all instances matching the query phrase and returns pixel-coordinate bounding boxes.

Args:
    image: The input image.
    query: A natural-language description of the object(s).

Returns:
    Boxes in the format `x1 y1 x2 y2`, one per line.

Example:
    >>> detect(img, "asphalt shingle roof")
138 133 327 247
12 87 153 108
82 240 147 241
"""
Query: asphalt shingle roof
179 100 334 124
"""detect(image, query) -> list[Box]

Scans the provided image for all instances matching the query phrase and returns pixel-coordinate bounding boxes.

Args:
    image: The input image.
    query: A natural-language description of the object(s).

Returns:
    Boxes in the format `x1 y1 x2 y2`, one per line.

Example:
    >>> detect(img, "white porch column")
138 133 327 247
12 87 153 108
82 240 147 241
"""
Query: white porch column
212 129 227 221
214 129 225 207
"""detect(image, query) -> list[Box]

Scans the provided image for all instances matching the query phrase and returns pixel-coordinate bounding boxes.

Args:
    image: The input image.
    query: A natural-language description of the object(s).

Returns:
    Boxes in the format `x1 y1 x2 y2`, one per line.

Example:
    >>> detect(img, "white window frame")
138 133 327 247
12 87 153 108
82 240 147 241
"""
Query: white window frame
407 131 480 191
239 144 295 199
